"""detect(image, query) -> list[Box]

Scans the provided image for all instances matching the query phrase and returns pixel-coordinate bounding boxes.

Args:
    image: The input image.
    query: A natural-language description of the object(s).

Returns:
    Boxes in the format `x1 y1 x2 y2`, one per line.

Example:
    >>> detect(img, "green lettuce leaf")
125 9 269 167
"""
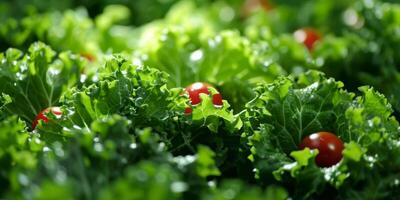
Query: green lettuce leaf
58 55 242 176
0 42 84 125
8 113 226 199
7 114 174 199
0 115 44 197
61 55 182 128
135 28 285 111
244 70 400 199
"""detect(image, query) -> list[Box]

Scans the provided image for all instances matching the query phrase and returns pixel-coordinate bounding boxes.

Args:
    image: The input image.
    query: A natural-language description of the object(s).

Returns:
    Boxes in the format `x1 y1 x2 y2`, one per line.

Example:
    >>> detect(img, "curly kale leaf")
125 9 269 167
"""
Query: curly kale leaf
244 70 400 199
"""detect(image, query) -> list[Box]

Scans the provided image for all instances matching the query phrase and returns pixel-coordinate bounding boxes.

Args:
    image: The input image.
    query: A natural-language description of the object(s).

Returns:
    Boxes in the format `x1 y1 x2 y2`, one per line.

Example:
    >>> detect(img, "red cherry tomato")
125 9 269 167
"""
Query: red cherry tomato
32 107 63 129
184 82 224 114
184 107 193 115
185 82 212 105
293 28 321 51
299 132 344 167
212 93 223 107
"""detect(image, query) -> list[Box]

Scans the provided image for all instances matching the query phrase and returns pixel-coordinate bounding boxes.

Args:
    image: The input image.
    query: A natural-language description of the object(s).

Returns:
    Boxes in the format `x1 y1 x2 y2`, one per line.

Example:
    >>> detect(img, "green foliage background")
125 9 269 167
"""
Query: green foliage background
1 0 400 199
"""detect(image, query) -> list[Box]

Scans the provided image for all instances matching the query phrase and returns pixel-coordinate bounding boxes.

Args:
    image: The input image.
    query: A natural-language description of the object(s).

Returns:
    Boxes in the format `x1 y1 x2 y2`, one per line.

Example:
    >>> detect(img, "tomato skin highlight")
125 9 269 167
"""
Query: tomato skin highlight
185 82 212 105
184 82 224 114
32 107 63 129
294 28 321 51
299 132 344 167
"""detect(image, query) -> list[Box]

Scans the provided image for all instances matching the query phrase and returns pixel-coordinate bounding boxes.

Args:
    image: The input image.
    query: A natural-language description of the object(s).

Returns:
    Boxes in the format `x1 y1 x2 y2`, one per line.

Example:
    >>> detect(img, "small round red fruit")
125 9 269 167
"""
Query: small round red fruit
185 82 212 105
32 107 63 129
184 107 193 115
293 28 321 50
299 132 344 167
184 82 224 114
212 93 223 107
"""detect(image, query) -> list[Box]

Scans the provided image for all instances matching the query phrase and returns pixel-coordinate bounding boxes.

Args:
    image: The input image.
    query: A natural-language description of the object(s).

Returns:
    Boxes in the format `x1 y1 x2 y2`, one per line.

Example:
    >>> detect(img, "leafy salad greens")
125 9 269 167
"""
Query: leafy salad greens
1 0 400 199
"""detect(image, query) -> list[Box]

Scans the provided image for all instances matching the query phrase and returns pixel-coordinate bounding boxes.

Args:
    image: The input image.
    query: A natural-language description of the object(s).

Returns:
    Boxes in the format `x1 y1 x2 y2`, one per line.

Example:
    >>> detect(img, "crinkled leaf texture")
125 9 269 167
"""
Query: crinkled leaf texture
191 91 242 133
0 115 44 197
0 42 84 125
135 28 285 111
60 55 241 135
244 70 400 199
62 55 183 127
2 113 227 199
